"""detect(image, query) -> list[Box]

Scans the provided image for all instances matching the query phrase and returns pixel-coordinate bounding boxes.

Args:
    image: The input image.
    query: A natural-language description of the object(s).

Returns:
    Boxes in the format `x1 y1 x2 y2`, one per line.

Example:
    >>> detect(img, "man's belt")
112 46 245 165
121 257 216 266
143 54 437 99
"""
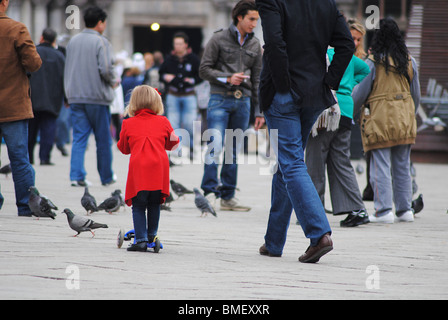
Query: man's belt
227 89 244 99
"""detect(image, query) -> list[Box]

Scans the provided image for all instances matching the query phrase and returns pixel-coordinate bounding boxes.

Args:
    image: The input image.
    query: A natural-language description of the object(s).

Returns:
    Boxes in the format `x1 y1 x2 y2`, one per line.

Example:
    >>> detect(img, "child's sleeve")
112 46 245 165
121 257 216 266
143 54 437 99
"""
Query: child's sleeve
165 120 180 151
117 121 131 155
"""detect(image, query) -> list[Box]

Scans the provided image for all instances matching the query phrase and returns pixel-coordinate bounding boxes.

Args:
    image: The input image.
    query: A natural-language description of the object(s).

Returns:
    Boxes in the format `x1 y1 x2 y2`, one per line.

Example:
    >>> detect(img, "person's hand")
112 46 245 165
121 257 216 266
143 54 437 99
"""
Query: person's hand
227 72 249 86
254 116 265 131
164 74 176 83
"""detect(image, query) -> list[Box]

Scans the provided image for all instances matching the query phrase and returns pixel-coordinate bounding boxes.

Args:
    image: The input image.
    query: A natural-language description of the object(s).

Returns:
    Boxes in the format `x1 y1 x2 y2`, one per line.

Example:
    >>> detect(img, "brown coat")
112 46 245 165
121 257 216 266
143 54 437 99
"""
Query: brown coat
0 13 42 123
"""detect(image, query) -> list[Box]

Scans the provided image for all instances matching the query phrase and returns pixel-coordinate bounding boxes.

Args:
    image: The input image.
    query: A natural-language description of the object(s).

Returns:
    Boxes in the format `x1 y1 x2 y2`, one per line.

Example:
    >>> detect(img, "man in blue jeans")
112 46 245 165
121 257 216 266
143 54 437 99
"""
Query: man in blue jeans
0 0 42 216
256 0 354 262
64 6 117 187
199 0 264 211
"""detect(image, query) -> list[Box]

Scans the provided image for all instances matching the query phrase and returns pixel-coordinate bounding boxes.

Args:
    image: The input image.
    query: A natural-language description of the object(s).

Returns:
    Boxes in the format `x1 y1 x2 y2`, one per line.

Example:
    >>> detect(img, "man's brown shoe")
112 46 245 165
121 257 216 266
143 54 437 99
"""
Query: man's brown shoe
259 244 281 257
298 233 333 263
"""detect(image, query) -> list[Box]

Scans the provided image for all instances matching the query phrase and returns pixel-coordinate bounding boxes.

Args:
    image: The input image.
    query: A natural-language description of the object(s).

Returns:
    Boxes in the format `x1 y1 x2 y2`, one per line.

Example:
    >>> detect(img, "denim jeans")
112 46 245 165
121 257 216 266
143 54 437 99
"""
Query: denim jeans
0 120 35 215
70 104 114 184
201 94 250 200
263 92 331 254
56 104 71 149
165 93 197 152
132 190 161 243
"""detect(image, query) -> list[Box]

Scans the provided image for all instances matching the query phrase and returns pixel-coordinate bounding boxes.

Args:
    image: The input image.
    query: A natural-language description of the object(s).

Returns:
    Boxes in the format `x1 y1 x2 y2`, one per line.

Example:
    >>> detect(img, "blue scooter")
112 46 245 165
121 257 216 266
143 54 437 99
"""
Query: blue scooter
117 228 163 253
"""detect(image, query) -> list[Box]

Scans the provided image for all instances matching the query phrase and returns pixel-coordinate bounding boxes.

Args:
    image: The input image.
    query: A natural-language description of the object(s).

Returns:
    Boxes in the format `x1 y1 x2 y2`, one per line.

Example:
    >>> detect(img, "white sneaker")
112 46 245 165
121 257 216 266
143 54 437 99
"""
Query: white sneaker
369 211 394 223
220 198 251 212
396 210 414 222
205 193 217 208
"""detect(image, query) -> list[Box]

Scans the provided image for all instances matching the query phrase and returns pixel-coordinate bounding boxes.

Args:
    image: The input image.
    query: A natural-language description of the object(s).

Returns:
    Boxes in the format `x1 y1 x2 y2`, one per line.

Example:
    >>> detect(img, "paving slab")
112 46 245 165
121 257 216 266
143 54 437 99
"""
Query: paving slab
0 139 447 300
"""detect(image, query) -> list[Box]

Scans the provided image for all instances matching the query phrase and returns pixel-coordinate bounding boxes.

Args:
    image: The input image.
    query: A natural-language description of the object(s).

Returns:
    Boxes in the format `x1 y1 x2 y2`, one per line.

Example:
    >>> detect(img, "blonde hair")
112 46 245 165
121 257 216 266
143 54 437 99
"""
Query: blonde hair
124 85 164 117
348 18 367 59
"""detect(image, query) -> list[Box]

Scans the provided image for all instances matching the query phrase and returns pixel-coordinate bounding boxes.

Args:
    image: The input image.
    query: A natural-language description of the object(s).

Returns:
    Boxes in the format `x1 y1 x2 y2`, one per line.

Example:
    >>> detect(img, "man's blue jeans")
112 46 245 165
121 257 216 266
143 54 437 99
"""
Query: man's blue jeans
201 94 250 200
132 190 161 243
0 120 35 215
165 93 197 152
263 92 332 255
70 104 114 185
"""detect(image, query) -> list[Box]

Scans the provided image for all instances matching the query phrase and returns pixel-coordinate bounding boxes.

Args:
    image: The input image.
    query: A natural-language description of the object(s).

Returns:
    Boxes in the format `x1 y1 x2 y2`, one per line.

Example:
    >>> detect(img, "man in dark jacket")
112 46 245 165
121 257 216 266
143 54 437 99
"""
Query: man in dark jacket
29 28 65 165
159 31 201 159
199 0 263 212
256 0 354 263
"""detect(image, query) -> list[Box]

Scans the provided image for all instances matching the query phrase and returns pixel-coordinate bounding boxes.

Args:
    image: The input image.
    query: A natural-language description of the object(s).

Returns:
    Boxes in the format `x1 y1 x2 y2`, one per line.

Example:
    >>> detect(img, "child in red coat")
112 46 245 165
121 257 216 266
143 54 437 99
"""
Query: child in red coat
118 85 179 252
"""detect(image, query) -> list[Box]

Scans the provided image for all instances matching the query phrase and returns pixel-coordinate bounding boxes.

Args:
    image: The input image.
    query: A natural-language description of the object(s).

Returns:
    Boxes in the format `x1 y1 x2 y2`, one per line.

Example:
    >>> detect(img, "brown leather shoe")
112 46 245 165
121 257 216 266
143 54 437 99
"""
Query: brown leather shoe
298 233 333 263
259 244 282 257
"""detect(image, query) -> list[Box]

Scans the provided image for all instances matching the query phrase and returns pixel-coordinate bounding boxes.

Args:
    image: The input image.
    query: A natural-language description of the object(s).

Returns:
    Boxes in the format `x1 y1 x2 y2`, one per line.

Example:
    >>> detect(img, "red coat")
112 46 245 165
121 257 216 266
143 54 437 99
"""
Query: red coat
117 109 179 206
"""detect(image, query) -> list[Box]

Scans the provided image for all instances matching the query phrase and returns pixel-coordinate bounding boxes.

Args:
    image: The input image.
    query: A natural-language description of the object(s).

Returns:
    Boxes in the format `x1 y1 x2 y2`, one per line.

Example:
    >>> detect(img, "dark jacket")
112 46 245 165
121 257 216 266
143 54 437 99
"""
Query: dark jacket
199 24 263 116
30 42 65 117
159 52 201 95
256 0 355 111
0 13 42 122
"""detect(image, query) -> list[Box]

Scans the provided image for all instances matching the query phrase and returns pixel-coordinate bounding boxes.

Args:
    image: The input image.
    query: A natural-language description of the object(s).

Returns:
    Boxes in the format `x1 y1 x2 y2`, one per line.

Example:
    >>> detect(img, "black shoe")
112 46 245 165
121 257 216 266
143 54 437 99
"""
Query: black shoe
40 160 55 166
57 145 69 156
340 210 370 227
127 242 148 252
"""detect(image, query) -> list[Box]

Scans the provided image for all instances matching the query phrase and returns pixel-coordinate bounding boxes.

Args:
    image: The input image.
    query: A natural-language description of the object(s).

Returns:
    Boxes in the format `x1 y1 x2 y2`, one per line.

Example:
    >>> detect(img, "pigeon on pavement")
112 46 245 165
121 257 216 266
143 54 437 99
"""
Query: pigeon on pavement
193 188 217 217
81 187 98 215
28 186 57 219
63 208 108 237
170 180 193 198
97 189 122 214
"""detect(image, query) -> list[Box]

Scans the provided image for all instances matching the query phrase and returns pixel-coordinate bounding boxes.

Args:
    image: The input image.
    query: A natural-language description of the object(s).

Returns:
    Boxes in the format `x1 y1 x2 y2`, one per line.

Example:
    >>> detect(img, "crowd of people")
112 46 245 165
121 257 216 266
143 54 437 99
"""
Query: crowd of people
0 0 421 262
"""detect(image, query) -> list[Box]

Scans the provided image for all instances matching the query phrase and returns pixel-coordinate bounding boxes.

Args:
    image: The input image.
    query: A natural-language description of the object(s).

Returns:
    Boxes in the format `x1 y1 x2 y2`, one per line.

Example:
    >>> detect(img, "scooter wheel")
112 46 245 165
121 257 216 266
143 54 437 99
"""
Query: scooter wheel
153 237 161 253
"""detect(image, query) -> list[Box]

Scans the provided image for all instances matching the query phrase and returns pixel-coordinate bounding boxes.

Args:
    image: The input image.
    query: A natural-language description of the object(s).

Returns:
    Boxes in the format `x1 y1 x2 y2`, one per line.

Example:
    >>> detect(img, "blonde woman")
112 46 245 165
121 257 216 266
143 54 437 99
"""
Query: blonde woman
347 18 367 59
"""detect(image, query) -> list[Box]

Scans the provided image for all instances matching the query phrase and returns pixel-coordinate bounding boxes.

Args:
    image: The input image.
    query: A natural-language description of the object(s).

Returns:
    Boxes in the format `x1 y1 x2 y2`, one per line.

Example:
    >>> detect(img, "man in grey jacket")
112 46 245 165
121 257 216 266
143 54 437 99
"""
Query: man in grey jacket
199 0 264 212
64 6 117 187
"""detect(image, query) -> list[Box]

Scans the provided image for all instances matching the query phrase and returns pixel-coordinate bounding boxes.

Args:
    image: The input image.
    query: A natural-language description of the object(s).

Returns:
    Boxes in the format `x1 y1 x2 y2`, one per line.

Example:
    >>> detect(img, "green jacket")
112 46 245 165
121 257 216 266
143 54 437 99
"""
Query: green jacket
327 48 370 120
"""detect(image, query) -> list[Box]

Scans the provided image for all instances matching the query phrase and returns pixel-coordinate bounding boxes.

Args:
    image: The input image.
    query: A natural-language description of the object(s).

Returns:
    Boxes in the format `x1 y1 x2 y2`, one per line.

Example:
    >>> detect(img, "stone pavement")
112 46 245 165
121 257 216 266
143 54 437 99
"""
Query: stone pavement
0 138 447 300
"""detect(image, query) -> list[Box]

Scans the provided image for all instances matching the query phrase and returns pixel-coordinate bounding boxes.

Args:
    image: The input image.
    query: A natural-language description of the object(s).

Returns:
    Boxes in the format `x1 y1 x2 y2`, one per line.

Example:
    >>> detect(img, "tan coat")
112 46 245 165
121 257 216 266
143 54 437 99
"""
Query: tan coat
360 55 417 152
0 12 42 123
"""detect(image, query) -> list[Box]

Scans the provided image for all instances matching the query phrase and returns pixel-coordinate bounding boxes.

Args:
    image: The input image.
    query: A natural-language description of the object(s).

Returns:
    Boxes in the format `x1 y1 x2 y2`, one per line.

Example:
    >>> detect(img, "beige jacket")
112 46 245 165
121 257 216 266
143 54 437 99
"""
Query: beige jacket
360 55 417 152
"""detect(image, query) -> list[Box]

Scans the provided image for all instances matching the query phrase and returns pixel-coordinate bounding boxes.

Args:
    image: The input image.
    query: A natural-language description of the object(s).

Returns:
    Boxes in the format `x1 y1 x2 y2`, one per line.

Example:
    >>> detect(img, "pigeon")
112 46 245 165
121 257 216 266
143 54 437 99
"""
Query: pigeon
170 179 193 198
63 208 108 237
412 194 424 215
193 188 217 217
160 203 172 212
81 187 98 215
165 192 174 206
0 163 11 178
97 189 122 214
28 186 57 219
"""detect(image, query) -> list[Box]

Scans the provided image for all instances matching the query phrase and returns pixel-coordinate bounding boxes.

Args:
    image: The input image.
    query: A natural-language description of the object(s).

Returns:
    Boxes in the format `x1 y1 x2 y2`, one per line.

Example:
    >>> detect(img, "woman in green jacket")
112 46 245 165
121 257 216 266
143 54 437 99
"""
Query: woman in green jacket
305 20 370 228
